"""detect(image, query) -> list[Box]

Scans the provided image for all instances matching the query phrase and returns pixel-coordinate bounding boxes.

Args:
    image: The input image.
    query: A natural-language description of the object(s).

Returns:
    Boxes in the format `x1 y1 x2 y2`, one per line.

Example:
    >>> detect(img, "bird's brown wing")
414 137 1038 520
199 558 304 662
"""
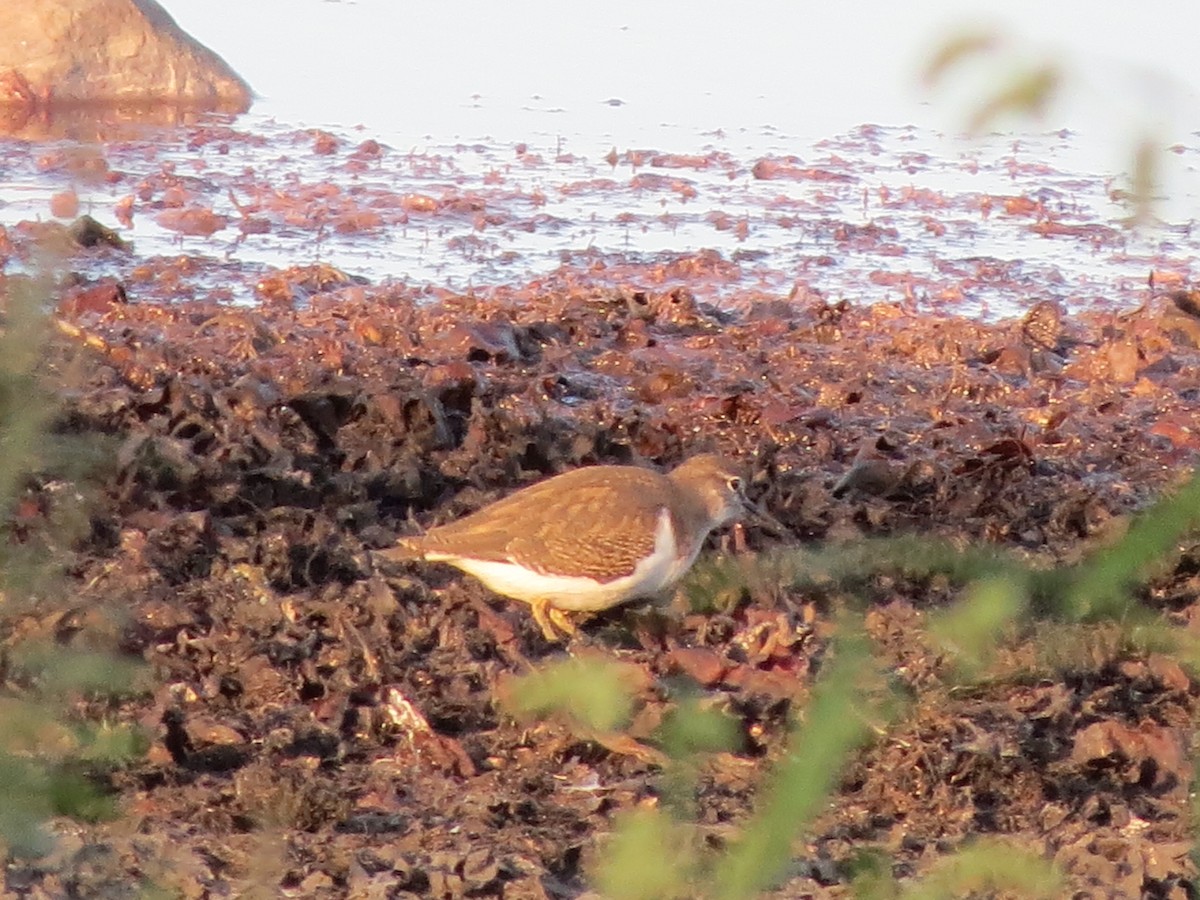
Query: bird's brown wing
415 467 668 581
507 492 665 581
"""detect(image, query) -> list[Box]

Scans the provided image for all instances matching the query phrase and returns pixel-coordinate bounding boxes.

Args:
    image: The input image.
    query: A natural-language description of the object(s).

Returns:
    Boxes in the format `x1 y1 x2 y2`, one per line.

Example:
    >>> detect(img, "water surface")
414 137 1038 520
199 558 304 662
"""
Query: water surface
4 0 1200 316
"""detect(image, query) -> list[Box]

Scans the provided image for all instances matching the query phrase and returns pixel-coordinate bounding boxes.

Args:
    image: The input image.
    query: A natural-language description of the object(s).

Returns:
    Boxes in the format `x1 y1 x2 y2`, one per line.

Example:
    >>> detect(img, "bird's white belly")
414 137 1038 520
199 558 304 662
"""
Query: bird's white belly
431 510 697 612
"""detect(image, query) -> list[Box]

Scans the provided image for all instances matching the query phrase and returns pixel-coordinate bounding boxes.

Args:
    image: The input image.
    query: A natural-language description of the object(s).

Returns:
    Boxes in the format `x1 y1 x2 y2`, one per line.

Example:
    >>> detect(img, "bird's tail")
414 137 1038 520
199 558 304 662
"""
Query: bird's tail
372 536 426 565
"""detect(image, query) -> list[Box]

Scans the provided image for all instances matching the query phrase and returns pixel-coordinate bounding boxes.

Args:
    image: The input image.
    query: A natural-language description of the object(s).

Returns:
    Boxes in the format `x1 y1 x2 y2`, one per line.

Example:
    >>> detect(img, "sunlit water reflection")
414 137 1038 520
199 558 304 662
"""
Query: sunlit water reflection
3 0 1199 317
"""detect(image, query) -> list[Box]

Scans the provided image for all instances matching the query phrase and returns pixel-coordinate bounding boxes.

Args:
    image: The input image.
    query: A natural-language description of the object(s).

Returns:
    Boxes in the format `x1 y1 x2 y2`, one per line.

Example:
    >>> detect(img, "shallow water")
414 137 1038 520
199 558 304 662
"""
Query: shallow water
3 0 1200 317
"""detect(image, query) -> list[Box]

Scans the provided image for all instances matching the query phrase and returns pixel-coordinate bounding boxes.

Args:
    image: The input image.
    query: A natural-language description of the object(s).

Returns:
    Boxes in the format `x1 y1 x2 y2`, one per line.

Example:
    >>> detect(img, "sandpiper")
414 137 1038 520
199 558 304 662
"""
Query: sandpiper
376 454 751 640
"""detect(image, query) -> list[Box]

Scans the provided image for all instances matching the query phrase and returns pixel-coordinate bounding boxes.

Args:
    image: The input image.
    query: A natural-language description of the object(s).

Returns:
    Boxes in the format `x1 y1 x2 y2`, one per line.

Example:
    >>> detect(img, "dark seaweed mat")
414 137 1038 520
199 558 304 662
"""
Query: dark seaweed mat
7 274 1200 899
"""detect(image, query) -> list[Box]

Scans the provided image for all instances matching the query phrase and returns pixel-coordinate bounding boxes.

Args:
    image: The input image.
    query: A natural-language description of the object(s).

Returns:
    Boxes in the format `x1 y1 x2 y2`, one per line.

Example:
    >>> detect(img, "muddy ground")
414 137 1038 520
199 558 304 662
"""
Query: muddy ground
4 231 1200 898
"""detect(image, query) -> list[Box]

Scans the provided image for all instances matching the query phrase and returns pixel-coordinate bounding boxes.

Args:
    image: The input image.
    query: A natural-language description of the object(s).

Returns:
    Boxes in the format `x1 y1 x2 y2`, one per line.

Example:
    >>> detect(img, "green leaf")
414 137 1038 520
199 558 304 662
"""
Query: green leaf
504 654 638 733
900 839 1063 899
711 626 897 900
592 807 695 900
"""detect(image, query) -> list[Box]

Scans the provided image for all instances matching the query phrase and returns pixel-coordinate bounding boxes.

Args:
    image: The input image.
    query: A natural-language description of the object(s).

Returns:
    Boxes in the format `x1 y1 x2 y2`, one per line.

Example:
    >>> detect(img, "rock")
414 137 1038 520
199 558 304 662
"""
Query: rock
0 0 251 112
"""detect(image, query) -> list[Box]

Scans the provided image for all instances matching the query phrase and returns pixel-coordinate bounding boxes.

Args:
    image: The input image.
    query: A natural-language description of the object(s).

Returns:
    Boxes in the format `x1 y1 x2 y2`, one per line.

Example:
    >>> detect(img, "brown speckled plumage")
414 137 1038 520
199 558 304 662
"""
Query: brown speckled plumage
1021 299 1064 352
408 467 695 580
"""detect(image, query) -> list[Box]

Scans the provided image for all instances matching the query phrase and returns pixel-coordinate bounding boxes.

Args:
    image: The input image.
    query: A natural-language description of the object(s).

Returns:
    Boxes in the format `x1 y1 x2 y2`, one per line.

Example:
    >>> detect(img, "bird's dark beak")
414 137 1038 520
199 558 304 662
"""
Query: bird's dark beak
741 496 790 539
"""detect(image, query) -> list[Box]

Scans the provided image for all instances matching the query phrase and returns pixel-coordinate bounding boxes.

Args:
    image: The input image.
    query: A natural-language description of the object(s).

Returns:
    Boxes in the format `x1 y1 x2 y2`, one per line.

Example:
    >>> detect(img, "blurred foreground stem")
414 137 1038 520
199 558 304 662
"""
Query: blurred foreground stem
711 626 893 900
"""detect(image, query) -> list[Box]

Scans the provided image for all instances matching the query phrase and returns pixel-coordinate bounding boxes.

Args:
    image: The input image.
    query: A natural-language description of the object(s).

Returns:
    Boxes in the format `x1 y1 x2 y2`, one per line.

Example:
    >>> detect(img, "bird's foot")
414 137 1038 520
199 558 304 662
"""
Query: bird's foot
530 598 577 642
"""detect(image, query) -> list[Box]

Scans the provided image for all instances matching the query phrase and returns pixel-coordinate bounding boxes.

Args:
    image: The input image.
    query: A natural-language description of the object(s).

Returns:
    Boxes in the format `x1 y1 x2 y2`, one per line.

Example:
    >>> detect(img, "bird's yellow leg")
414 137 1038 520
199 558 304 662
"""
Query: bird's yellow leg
549 606 577 638
528 598 576 641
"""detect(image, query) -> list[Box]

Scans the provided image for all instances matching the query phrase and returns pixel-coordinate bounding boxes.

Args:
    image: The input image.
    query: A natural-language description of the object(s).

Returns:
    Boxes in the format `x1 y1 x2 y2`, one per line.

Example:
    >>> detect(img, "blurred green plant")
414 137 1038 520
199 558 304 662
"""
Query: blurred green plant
897 838 1063 899
504 624 901 899
504 465 1200 897
710 626 893 900
591 807 697 900
923 25 1160 222
0 268 144 857
846 837 1063 900
1061 471 1200 620
922 30 1061 134
506 653 641 735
